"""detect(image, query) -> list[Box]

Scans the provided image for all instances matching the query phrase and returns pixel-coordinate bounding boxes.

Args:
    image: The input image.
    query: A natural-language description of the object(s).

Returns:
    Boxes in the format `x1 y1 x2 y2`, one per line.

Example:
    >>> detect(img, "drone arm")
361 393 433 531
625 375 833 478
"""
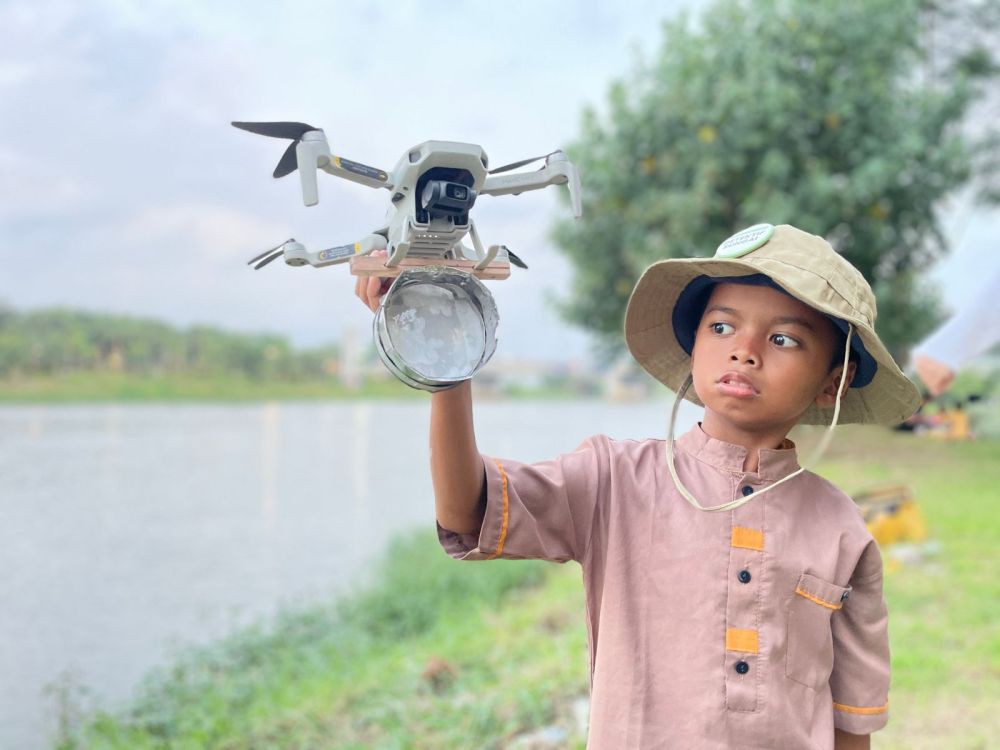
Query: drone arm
318 156 391 190
293 133 389 206
480 170 554 196
480 157 582 217
277 234 388 268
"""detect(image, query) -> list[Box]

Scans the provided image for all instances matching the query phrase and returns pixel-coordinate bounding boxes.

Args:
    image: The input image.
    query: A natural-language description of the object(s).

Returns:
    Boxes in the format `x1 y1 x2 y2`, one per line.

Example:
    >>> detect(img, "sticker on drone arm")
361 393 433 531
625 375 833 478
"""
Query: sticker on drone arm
318 244 358 262
334 157 388 182
715 223 775 258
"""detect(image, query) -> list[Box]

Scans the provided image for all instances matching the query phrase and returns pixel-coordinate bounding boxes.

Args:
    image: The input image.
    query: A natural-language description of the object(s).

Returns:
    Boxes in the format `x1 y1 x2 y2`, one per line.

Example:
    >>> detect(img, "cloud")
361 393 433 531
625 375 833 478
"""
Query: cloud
0 146 90 217
116 203 286 263
7 0 990 363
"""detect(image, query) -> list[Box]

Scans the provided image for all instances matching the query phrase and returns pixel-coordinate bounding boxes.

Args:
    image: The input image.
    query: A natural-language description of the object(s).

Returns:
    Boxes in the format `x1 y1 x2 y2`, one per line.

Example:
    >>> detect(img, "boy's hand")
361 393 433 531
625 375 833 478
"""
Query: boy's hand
354 249 393 313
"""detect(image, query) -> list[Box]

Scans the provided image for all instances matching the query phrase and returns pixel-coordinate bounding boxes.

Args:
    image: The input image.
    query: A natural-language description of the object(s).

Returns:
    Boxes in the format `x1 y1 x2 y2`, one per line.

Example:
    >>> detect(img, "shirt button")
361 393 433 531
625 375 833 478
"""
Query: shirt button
738 569 752 584
735 660 750 674
741 485 754 497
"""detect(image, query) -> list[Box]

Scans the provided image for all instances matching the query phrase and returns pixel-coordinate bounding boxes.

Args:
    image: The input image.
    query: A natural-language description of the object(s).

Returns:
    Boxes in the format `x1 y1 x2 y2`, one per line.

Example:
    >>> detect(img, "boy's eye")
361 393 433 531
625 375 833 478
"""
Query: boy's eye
710 322 735 335
771 333 800 348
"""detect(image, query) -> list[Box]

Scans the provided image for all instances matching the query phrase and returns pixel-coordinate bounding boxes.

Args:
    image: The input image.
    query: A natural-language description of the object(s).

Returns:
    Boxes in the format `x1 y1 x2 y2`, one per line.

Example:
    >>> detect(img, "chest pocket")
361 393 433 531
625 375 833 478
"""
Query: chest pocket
785 572 852 690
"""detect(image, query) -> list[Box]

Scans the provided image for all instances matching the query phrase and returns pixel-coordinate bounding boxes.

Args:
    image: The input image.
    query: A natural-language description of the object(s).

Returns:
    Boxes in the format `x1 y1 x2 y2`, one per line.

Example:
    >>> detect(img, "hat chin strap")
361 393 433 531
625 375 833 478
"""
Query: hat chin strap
665 324 854 513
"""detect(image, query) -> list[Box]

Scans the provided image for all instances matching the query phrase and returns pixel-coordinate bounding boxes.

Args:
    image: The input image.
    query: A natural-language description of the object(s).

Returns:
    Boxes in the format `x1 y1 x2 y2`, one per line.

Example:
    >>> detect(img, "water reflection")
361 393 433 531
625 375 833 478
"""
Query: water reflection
260 402 281 528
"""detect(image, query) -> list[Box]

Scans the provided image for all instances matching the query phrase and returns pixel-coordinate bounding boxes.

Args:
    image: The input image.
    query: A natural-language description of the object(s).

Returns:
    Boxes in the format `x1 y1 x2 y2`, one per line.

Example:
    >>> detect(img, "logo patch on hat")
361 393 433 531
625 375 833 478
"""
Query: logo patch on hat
715 223 775 258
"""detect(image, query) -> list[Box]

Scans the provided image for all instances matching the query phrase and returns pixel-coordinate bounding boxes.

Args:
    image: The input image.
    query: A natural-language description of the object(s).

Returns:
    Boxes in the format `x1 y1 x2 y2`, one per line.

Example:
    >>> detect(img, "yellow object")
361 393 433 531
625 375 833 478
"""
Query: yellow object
731 527 765 551
833 701 889 716
485 458 510 560
795 587 844 611
851 485 927 547
944 408 972 440
725 628 759 654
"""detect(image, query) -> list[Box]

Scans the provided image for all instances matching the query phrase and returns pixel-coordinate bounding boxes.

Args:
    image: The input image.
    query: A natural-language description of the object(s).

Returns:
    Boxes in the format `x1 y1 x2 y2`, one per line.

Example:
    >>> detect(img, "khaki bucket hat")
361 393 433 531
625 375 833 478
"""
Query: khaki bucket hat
624 223 922 425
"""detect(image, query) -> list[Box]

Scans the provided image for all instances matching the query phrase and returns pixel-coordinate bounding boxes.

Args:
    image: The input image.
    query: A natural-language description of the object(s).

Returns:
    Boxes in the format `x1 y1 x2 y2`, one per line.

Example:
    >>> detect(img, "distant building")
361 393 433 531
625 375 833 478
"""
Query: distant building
603 356 657 402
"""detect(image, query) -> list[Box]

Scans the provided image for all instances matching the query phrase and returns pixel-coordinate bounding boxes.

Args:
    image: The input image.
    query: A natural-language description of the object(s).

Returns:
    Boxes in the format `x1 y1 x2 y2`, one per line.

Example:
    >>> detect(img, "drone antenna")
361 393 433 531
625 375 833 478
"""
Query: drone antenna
489 151 560 174
247 239 295 270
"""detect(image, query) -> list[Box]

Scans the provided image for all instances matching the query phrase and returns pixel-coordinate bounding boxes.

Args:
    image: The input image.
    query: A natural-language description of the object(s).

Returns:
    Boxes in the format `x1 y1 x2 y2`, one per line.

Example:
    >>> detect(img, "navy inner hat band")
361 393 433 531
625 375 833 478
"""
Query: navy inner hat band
672 274 876 388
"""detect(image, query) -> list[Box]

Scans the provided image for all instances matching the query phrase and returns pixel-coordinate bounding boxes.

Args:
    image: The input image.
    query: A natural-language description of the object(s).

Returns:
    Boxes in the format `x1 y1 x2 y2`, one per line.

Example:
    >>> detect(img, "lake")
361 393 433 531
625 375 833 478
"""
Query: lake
0 398 697 750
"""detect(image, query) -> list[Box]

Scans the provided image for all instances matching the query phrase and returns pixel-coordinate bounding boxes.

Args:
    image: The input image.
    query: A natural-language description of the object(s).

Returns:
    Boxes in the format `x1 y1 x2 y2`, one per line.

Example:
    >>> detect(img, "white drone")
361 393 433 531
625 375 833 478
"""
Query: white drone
232 121 582 277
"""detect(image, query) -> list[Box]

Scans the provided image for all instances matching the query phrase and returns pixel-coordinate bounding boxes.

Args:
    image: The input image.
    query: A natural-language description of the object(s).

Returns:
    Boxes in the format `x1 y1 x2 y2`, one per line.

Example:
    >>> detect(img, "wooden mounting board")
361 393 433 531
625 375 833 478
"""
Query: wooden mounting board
349 256 511 280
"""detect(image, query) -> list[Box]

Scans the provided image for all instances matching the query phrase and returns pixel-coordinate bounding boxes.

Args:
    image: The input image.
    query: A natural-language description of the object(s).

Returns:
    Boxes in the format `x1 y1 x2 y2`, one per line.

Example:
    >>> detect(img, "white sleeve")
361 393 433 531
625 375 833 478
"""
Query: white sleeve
912 271 1000 370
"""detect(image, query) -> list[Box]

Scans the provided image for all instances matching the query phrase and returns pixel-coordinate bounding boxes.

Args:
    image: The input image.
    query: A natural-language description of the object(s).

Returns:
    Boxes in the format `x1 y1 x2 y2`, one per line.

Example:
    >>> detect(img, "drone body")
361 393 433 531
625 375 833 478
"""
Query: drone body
233 122 582 274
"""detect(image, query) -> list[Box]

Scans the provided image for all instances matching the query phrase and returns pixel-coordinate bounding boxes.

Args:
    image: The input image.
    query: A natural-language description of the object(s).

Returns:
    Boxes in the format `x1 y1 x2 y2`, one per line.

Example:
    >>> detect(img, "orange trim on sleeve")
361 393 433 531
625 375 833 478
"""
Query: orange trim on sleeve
485 459 509 560
833 701 889 715
795 587 844 610
725 628 759 654
731 527 764 551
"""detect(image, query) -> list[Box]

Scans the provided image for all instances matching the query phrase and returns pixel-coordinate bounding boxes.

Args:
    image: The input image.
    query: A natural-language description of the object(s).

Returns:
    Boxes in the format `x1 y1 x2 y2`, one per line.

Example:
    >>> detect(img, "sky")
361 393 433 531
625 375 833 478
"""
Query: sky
0 0 997 363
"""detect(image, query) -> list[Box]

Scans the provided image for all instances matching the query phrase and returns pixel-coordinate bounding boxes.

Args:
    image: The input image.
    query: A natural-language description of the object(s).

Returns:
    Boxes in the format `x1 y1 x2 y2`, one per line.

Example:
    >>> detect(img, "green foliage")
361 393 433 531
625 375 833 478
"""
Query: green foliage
0 305 340 381
336 534 547 641
63 531 549 749
554 0 999 357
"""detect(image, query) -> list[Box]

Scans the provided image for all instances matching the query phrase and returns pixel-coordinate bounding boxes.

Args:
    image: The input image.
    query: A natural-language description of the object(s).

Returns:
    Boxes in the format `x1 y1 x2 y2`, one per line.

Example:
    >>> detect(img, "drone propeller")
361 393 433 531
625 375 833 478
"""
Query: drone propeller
232 121 322 178
489 150 562 174
247 239 294 270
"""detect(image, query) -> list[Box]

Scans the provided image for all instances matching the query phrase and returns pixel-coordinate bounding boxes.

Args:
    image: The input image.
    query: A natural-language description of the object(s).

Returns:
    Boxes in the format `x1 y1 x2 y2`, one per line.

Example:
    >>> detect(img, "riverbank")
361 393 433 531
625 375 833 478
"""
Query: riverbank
55 427 999 749
0 372 602 403
0 372 421 402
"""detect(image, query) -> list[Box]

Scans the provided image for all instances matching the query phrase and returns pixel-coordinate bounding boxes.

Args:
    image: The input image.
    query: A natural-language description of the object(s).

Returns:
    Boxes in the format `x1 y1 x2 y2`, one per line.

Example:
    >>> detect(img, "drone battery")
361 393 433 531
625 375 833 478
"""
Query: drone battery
374 268 498 391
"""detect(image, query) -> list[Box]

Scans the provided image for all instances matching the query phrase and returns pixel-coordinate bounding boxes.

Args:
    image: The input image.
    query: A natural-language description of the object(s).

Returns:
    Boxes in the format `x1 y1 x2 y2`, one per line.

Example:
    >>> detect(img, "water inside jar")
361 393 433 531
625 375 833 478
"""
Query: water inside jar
383 282 486 379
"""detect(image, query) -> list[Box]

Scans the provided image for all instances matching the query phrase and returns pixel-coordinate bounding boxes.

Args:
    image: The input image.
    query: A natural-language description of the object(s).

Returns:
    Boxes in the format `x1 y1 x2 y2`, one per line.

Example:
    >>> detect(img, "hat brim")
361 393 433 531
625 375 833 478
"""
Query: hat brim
624 257 922 425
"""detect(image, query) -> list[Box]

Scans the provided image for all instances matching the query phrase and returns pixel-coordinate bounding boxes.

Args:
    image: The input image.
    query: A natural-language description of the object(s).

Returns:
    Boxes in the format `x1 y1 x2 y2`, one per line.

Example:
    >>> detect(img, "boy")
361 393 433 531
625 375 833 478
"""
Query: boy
356 223 921 749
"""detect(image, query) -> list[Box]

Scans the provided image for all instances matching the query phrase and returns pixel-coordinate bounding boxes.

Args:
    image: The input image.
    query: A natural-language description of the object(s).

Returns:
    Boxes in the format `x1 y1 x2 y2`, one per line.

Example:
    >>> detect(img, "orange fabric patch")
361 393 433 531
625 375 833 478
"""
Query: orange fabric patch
486 459 510 560
833 701 889 715
725 628 759 654
731 527 764 550
795 587 843 610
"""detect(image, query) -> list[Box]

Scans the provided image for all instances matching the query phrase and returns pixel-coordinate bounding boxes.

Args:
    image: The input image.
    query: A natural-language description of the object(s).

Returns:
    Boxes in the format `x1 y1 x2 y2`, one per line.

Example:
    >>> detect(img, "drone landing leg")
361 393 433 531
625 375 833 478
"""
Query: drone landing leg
466 221 500 271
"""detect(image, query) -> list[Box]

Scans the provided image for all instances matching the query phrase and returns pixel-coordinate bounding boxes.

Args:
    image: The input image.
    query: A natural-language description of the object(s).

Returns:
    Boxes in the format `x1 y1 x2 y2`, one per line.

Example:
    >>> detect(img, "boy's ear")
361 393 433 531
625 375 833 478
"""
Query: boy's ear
815 362 857 408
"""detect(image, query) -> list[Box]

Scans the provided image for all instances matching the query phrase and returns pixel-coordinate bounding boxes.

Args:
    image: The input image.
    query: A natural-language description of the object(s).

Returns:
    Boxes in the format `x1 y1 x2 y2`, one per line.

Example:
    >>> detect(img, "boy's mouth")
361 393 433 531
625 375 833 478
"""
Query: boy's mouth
716 372 759 397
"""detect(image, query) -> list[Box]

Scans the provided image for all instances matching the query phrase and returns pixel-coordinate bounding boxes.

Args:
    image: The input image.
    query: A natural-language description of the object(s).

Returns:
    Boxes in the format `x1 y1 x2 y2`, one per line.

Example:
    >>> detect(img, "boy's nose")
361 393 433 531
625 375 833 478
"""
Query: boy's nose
729 345 758 366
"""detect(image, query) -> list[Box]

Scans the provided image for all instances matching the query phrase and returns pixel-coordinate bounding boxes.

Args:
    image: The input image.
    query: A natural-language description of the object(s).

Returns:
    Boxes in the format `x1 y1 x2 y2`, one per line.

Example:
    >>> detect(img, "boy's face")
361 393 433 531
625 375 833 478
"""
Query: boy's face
690 283 850 448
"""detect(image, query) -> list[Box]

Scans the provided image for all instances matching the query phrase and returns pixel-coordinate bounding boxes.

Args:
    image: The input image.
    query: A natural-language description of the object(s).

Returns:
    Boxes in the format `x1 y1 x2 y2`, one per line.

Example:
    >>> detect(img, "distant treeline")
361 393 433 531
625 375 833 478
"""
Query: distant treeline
0 305 341 380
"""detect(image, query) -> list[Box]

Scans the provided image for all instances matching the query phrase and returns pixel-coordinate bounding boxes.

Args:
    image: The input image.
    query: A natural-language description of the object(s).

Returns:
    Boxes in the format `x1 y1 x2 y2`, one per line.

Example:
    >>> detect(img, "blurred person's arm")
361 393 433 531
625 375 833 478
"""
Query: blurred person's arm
913 353 955 397
354 253 485 535
912 271 1000 395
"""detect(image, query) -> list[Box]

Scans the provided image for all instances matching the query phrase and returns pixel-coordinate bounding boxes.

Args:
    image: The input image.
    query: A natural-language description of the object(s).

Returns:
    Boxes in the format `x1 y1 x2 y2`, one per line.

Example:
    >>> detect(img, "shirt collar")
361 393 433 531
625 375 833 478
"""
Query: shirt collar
675 423 801 481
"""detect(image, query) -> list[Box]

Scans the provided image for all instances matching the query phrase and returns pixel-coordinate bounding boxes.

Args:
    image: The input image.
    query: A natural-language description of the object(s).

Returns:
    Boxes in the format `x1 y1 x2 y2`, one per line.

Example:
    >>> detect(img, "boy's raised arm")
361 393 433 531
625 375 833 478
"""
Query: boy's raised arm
354 252 486 537
833 729 870 750
429 380 487 534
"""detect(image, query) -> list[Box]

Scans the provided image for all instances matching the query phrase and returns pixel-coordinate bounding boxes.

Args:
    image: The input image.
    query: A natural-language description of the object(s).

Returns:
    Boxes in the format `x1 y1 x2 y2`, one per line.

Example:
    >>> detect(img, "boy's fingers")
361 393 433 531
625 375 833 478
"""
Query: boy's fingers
367 250 392 312
353 249 390 313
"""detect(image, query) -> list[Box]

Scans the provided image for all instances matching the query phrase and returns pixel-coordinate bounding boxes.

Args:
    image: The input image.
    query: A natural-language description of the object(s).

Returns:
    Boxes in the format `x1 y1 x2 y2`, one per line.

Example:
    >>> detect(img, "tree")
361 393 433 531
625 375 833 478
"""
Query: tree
553 0 999 359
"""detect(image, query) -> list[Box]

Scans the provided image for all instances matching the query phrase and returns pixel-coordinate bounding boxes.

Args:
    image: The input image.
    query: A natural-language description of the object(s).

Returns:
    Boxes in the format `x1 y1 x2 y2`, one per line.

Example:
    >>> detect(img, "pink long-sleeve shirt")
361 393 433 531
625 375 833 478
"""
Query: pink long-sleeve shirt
438 425 890 749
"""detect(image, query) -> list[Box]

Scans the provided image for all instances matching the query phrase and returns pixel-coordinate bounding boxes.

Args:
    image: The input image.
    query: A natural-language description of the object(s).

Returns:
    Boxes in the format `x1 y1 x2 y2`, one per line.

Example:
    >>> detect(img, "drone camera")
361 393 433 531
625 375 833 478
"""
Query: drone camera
420 180 478 218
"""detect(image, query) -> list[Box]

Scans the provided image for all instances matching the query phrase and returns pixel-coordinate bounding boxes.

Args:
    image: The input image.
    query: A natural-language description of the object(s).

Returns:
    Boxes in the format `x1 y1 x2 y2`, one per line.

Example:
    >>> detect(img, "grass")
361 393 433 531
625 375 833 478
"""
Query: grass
808 427 1000 749
56 427 998 749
